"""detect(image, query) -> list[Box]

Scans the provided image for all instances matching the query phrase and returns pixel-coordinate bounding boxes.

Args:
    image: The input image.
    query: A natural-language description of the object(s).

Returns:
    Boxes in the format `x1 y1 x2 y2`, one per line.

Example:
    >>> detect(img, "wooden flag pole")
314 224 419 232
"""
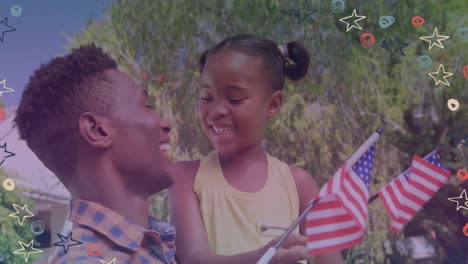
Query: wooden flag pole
256 125 386 264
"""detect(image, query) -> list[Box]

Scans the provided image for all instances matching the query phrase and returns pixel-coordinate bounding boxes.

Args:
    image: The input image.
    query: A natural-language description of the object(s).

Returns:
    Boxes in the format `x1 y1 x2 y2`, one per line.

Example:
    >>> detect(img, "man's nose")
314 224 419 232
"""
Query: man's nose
161 118 172 133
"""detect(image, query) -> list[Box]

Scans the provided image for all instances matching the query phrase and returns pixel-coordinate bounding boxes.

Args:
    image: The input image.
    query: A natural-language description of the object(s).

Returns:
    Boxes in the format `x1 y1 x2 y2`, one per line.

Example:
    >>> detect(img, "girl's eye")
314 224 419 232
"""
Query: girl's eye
229 98 245 104
146 104 155 109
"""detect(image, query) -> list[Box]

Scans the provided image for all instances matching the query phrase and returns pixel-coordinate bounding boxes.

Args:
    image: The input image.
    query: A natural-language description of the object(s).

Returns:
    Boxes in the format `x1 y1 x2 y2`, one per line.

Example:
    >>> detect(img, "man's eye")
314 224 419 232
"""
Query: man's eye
201 97 212 102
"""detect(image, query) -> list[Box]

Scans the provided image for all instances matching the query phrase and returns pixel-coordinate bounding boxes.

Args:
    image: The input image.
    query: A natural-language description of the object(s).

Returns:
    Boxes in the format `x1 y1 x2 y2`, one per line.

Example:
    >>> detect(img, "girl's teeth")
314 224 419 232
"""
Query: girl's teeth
212 126 235 134
159 143 170 151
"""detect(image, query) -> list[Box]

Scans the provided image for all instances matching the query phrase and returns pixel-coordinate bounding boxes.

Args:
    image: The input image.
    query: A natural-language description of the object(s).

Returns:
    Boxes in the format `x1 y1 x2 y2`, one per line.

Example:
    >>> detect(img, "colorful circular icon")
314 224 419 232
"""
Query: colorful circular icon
463 223 468 237
2 178 15 191
360 33 375 48
457 168 468 181
379 16 395 29
447 99 460 112
411 16 425 27
331 0 345 13
87 243 103 257
463 65 468 79
31 220 45 235
456 28 468 41
417 55 432 69
10 5 22 17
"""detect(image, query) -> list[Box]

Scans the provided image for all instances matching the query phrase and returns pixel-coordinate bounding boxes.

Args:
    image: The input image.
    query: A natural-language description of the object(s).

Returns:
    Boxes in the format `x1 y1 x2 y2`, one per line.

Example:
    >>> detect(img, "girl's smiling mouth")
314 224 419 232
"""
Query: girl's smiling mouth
211 125 236 134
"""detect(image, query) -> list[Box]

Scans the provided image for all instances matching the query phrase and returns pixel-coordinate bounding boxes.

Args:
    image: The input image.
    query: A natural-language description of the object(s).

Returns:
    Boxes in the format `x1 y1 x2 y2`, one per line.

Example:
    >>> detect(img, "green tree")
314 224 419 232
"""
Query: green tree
0 170 39 264
67 0 467 262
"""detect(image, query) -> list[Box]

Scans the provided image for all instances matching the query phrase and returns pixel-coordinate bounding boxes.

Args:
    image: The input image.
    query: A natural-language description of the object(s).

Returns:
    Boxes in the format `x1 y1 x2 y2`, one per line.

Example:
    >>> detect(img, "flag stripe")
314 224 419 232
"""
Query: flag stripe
347 170 369 212
409 173 440 193
378 187 399 220
306 220 356 234
413 156 451 179
411 164 448 186
307 231 363 252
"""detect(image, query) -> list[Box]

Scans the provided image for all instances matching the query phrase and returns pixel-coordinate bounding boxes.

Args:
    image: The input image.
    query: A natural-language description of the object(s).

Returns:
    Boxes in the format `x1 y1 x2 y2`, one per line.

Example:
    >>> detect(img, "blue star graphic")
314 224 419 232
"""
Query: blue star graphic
0 142 15 165
0 17 16 42
53 232 83 254
288 1 318 24
379 36 409 57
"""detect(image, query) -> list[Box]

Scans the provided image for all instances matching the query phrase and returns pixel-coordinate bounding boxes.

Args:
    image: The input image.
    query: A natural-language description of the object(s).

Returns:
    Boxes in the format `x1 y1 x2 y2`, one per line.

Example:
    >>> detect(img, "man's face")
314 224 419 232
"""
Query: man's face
104 69 173 194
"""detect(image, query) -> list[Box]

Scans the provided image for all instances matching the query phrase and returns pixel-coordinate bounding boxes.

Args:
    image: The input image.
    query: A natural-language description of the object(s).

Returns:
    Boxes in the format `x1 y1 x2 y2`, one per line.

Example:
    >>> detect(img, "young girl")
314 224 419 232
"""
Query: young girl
169 35 343 264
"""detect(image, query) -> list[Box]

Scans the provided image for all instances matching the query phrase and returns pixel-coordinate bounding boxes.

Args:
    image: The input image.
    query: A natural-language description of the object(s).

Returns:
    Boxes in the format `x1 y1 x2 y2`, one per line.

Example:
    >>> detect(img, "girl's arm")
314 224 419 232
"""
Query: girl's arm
290 166 345 264
169 161 311 264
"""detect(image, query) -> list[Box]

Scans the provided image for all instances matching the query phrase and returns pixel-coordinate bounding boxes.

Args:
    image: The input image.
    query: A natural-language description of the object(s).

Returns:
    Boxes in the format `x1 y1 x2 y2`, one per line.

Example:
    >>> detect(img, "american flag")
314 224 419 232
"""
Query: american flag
378 151 451 232
305 143 376 254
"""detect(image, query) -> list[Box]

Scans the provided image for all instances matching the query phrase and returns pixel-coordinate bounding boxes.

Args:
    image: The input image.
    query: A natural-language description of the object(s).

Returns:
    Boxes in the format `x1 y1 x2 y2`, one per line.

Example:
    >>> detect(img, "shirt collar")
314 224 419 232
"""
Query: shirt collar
68 199 174 251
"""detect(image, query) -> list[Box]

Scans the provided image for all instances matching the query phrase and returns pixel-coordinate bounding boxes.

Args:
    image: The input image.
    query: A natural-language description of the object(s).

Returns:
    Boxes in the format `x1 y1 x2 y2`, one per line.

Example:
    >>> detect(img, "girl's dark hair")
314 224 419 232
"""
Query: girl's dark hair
199 34 310 91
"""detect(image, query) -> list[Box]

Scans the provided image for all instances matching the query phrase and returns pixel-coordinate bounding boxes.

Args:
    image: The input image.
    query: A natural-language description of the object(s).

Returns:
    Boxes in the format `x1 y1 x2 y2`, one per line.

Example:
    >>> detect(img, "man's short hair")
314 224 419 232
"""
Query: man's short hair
14 44 118 182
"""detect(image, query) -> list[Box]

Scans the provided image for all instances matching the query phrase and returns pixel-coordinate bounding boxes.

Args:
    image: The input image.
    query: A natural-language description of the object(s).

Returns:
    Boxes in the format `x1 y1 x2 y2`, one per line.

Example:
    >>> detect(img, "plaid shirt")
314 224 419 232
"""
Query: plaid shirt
50 199 177 264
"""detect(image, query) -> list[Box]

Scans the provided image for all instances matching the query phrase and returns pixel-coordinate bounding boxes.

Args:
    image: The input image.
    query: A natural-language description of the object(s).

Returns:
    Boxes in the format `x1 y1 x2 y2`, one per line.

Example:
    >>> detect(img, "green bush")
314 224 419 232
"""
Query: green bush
0 171 39 264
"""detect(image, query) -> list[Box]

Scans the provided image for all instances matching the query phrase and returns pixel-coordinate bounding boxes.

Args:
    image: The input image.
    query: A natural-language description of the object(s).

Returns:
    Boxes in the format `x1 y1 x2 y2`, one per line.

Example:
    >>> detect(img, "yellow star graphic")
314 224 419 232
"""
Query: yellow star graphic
100 257 117 264
448 189 468 211
428 64 454 86
9 203 34 225
13 240 43 262
339 9 366 32
419 27 450 50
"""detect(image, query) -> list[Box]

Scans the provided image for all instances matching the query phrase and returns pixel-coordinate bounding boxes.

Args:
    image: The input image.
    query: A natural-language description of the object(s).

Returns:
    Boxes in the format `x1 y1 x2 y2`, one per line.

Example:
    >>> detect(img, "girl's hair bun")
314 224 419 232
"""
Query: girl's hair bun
284 41 310 81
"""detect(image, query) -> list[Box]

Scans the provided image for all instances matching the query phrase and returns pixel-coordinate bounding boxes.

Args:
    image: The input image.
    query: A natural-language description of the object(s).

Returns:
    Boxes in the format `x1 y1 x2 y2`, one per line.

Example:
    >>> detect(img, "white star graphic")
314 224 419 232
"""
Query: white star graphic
9 203 34 225
13 240 43 262
419 27 450 50
0 79 14 96
428 64 454 86
339 9 366 32
448 189 468 211
100 257 117 264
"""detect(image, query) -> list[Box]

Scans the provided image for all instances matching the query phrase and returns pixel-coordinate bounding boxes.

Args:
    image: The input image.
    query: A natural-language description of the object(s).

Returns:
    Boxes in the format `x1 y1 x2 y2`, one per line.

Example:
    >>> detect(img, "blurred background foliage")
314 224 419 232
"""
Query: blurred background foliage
67 0 467 263
0 169 38 264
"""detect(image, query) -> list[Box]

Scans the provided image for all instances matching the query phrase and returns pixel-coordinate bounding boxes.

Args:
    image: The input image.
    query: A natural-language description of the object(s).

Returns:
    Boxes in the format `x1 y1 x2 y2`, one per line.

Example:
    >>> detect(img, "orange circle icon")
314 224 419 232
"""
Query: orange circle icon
463 65 468 79
457 169 468 181
463 223 468 237
360 33 375 48
0 109 5 120
87 243 103 257
411 16 425 27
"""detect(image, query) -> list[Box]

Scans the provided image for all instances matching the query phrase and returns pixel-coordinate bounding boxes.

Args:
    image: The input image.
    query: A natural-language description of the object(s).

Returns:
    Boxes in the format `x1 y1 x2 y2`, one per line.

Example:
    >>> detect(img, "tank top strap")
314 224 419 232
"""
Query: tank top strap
194 151 222 195
266 153 300 210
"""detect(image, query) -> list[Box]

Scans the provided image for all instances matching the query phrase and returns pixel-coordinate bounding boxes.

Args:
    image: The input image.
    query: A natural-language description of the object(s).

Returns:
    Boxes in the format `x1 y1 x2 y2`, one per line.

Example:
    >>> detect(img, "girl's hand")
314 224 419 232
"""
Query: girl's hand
262 234 310 264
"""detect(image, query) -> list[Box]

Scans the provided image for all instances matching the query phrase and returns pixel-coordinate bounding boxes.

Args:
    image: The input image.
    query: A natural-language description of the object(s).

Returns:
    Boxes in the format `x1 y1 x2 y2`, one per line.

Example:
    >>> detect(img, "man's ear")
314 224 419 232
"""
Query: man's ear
267 90 284 119
78 112 112 148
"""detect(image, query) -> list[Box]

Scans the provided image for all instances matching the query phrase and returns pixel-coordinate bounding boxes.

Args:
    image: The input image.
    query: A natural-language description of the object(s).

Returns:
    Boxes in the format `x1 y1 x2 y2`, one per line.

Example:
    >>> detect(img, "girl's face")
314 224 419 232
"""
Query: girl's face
198 49 282 155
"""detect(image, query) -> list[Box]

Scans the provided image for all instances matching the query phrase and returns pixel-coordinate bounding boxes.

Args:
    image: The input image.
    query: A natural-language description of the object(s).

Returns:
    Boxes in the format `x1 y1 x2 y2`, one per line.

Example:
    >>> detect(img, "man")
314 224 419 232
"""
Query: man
14 45 176 263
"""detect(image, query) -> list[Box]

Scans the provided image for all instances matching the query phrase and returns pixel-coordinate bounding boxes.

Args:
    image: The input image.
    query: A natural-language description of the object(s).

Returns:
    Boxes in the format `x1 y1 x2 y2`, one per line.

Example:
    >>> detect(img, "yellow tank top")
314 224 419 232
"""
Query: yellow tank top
194 151 301 256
